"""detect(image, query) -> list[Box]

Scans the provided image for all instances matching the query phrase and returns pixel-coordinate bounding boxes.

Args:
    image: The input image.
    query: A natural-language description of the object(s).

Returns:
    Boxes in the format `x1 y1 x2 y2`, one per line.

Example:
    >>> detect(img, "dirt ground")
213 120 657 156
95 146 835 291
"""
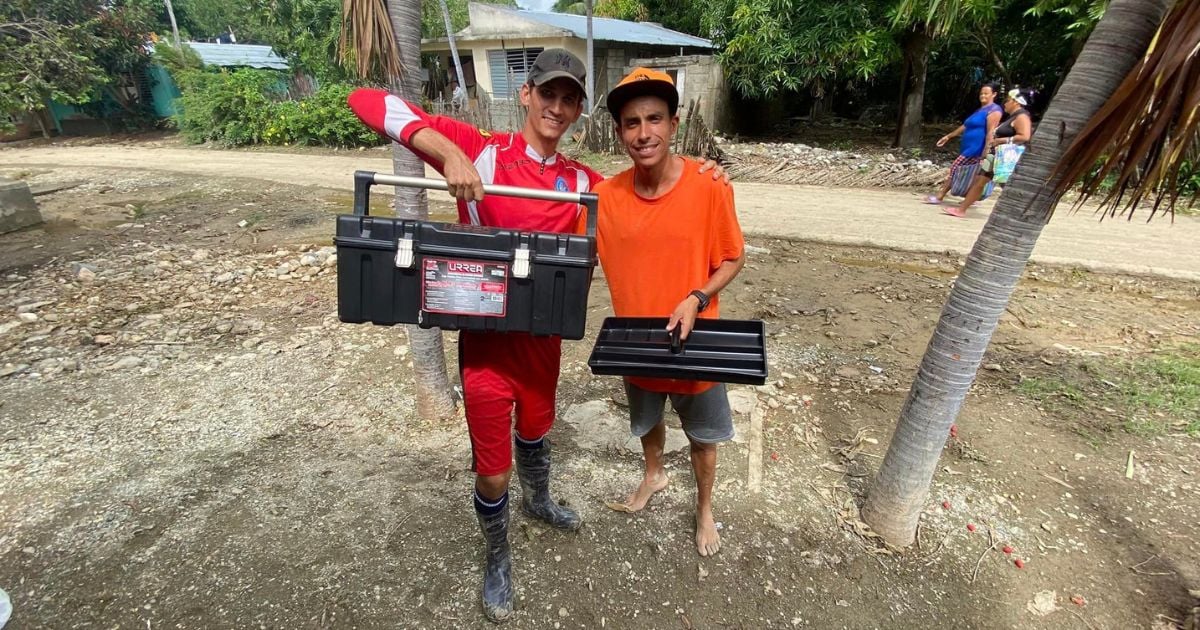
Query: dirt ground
1 164 1198 629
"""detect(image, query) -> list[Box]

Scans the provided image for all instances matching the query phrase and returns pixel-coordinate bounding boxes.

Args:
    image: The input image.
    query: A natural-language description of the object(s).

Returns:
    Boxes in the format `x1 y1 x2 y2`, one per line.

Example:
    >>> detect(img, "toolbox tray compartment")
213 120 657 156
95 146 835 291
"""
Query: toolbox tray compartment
587 317 768 385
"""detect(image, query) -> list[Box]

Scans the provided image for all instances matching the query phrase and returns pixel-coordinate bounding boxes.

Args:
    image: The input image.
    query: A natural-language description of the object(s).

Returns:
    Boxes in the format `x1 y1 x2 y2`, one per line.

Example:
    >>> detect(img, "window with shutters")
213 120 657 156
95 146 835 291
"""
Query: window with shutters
486 48 543 100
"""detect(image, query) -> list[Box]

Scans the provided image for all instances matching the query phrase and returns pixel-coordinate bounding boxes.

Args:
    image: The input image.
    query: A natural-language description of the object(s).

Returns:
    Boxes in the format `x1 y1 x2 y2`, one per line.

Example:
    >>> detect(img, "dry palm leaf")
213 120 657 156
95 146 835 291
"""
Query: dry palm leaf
1052 0 1200 219
339 0 403 81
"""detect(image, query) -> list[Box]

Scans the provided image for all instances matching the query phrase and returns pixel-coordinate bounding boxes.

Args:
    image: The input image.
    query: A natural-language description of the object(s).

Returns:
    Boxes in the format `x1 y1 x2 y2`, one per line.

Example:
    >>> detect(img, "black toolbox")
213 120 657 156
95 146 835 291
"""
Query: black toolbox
334 171 599 340
588 317 768 385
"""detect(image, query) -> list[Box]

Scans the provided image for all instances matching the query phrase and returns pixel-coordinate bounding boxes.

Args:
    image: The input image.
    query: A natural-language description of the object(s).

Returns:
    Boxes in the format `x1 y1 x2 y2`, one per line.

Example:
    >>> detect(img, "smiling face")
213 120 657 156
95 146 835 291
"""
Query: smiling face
520 78 584 147
979 86 996 106
616 95 679 170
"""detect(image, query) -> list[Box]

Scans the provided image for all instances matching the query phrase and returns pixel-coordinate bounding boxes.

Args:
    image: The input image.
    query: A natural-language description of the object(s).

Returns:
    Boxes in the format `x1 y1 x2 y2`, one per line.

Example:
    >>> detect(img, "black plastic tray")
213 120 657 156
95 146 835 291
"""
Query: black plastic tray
587 317 768 385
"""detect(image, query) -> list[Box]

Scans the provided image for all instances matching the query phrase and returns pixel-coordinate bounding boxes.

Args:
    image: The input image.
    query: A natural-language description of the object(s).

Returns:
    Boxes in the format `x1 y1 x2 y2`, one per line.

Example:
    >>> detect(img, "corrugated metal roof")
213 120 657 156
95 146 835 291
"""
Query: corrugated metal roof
492 8 712 48
187 42 289 70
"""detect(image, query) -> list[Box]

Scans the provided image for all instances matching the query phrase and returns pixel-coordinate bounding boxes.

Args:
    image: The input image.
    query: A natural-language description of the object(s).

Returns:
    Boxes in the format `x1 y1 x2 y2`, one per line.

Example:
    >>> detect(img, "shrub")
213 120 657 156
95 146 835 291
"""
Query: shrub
174 68 281 145
265 84 383 147
172 68 384 148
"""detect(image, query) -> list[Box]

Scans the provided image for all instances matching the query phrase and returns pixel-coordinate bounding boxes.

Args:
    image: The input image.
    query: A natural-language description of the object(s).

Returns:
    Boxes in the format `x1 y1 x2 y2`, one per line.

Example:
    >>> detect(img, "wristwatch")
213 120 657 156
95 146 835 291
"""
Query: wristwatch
689 289 711 312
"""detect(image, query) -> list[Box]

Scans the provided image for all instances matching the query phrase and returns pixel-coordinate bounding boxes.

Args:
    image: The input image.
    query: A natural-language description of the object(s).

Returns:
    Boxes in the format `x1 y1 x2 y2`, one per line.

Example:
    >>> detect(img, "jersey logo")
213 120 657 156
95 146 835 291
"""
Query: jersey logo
554 176 569 192
477 128 492 138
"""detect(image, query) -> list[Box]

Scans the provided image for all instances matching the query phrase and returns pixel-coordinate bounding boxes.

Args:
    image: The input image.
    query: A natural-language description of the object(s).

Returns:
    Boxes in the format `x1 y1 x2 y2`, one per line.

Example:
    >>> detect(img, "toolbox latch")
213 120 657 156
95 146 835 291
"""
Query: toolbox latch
513 247 531 279
395 237 415 268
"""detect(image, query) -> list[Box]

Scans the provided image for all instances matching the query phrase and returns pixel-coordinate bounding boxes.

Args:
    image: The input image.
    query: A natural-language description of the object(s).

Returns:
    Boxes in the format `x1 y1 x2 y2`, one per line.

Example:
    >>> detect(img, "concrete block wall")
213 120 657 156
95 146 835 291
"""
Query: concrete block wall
628 55 732 133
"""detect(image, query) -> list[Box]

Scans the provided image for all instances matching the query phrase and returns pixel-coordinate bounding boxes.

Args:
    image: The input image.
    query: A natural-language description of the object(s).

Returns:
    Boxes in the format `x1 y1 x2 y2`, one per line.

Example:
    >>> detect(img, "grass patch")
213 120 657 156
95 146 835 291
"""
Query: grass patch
1017 376 1088 407
1122 346 1200 436
1016 345 1200 439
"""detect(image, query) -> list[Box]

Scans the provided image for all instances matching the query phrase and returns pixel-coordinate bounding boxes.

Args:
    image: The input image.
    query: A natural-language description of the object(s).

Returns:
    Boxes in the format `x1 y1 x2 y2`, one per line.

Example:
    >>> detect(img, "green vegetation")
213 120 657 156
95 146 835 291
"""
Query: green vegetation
172 67 382 147
1 0 159 133
1017 345 1200 438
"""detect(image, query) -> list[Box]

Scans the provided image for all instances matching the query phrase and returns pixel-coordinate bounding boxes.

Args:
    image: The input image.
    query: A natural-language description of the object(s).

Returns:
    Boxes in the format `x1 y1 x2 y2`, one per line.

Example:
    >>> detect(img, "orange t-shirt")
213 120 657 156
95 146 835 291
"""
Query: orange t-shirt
586 157 744 394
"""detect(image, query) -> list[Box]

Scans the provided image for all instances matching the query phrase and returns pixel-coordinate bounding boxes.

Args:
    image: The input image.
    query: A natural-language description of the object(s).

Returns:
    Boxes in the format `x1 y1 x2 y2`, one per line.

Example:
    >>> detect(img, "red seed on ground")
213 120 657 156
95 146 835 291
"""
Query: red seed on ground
949 424 958 438
1014 559 1025 569
966 523 977 532
771 452 780 461
942 501 952 510
1071 595 1086 607
1002 545 1014 555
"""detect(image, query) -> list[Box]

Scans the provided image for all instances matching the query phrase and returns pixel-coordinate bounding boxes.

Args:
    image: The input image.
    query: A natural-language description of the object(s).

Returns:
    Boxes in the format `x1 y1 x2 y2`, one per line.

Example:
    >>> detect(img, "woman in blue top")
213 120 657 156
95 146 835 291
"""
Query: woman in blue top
924 83 1002 204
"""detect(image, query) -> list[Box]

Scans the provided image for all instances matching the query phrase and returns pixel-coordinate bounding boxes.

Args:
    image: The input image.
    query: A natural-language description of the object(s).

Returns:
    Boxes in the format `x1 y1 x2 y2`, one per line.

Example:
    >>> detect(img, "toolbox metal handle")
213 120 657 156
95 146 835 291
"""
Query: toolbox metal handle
353 171 599 237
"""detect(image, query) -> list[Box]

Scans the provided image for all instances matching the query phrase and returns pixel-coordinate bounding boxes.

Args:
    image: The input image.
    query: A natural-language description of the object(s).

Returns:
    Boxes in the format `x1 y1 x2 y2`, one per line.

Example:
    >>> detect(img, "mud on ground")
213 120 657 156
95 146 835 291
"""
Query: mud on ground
1 167 1198 629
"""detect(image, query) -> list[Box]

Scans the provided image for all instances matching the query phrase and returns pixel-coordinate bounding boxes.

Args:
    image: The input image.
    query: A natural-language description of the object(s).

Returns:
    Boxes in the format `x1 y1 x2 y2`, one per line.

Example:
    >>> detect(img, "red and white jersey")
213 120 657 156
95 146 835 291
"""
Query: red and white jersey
347 88 603 234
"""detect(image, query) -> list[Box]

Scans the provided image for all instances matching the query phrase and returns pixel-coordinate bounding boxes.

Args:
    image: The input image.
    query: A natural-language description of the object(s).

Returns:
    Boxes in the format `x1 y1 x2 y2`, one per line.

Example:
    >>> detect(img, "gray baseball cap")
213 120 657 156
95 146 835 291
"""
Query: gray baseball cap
528 48 587 95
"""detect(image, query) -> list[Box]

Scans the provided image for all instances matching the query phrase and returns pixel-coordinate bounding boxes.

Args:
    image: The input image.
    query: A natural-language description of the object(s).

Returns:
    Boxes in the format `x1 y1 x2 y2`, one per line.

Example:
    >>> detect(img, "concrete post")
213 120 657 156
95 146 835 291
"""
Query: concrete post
0 179 44 234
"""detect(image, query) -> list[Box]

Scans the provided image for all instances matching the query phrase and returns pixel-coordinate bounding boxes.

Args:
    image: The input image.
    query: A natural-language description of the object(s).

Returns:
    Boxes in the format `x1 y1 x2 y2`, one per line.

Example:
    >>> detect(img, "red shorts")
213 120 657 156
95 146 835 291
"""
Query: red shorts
460 331 561 476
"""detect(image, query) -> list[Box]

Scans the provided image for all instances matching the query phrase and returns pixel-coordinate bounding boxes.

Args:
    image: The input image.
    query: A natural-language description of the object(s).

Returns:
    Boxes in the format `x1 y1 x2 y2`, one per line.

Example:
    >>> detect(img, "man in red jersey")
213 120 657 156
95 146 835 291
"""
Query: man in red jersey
348 49 724 622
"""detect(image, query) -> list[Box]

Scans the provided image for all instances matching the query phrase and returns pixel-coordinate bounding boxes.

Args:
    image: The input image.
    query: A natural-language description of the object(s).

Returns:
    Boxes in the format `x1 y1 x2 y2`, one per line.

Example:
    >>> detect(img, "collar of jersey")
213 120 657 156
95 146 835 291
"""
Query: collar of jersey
522 141 558 166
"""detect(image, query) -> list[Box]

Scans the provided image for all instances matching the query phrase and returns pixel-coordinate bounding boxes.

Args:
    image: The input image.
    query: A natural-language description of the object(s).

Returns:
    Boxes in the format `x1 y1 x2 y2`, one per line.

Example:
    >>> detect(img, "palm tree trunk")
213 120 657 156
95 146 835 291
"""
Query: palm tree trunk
389 0 457 421
863 0 1173 547
893 29 930 149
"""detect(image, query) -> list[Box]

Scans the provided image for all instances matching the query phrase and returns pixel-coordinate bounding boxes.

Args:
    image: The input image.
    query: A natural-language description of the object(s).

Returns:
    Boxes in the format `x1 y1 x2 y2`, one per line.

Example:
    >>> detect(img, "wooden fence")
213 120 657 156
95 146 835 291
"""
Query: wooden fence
577 98 723 160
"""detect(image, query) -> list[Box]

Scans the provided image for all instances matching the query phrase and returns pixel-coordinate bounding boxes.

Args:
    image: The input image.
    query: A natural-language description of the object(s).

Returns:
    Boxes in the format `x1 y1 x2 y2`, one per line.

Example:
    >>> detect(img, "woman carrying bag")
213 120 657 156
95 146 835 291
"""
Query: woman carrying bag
924 83 1003 205
944 87 1035 218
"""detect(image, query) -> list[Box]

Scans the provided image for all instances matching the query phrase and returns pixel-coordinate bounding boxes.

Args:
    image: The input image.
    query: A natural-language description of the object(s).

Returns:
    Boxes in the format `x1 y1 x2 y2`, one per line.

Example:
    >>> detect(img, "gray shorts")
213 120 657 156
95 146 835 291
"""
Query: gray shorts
625 380 734 444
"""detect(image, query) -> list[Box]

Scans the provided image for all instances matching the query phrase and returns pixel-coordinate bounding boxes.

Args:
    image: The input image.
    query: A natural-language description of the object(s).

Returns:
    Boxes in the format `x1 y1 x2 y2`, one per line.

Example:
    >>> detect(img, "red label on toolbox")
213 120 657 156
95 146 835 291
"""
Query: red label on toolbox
421 257 508 317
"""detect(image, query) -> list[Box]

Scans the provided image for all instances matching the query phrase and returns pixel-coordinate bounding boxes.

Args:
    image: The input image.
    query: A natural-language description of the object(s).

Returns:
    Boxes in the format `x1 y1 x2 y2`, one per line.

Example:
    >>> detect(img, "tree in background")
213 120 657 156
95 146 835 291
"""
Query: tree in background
254 0 349 83
341 0 458 421
862 0 1178 546
889 0 999 147
1 0 158 136
170 0 269 41
716 0 896 113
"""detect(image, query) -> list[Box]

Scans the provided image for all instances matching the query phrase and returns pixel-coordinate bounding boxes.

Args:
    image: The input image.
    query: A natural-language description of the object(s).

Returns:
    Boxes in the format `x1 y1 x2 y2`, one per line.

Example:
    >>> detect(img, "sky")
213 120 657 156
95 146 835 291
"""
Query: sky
517 0 556 12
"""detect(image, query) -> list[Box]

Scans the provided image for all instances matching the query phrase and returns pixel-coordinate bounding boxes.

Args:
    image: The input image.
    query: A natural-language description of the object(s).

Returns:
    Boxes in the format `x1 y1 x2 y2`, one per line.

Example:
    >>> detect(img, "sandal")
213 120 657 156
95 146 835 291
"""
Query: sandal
923 195 943 205
942 207 967 218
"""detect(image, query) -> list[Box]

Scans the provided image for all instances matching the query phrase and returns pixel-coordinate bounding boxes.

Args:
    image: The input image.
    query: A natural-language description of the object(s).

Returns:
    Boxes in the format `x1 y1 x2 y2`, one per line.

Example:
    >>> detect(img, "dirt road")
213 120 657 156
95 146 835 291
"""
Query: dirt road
3 143 1198 280
1 166 1197 628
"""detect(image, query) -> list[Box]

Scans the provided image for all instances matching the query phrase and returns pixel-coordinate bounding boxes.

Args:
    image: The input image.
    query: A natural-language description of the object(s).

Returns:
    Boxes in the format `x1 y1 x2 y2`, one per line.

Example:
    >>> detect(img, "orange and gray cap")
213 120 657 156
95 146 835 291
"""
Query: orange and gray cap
606 67 678 118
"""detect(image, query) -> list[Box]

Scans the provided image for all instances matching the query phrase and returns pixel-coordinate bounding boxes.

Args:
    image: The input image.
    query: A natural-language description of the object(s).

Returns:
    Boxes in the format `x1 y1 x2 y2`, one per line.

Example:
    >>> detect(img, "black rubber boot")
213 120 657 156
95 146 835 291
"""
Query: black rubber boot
514 438 582 531
475 494 514 623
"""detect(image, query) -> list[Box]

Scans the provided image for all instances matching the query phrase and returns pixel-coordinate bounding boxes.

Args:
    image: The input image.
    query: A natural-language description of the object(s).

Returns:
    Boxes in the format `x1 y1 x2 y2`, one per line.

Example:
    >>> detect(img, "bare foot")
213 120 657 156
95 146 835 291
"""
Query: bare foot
609 471 668 513
696 509 721 557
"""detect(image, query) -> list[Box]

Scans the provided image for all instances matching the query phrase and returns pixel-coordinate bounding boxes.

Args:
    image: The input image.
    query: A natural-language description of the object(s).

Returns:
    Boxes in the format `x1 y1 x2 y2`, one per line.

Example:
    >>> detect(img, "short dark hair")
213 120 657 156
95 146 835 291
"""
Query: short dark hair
981 82 1001 100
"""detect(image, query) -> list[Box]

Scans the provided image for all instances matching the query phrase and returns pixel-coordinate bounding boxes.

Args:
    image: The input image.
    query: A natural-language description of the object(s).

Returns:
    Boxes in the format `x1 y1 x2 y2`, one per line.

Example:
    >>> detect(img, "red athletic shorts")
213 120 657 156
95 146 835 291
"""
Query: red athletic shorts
460 331 561 475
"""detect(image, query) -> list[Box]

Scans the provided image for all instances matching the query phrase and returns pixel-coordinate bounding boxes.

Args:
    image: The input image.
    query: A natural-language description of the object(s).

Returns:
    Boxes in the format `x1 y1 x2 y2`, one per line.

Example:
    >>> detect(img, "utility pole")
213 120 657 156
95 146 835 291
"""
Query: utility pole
585 0 594 112
163 0 181 47
439 0 467 99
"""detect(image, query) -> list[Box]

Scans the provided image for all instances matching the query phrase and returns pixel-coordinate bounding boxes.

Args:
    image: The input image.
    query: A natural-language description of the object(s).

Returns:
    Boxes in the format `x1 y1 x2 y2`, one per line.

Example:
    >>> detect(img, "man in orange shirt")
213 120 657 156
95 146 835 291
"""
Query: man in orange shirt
592 69 746 557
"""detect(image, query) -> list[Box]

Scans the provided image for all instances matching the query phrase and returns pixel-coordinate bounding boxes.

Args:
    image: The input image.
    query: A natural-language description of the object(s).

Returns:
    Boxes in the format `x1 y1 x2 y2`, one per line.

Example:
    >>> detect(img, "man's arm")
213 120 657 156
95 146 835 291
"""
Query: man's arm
667 179 745 340
407 128 485 201
347 88 486 201
666 253 746 341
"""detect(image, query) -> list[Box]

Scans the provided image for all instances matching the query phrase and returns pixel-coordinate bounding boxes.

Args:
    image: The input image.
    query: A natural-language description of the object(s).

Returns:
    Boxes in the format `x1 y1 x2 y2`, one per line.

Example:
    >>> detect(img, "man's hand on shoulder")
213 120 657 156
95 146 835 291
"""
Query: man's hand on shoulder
697 159 731 185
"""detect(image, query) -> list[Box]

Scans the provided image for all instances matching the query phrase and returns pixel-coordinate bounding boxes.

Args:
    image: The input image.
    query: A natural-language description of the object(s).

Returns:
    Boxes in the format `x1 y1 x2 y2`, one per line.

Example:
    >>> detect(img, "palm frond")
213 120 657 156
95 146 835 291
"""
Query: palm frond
1051 0 1200 219
338 0 403 81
